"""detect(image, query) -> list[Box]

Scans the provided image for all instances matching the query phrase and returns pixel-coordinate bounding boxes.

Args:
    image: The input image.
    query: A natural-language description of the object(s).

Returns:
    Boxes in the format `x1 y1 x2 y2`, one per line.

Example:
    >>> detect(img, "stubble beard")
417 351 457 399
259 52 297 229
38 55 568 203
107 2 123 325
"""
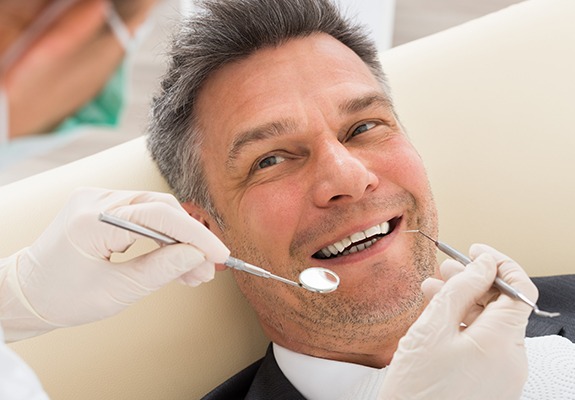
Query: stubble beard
218 192 438 350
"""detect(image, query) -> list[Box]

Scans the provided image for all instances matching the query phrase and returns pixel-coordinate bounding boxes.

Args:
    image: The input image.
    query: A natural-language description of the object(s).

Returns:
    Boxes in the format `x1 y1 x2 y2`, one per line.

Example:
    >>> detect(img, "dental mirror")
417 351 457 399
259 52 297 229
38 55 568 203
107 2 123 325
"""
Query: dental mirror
224 256 339 293
99 213 340 294
299 267 340 293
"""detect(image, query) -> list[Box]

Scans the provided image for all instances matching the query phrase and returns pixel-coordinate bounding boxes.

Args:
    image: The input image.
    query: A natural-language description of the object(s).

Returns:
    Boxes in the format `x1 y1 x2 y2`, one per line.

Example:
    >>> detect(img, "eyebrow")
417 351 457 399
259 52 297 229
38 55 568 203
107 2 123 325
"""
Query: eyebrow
226 119 298 171
338 92 392 115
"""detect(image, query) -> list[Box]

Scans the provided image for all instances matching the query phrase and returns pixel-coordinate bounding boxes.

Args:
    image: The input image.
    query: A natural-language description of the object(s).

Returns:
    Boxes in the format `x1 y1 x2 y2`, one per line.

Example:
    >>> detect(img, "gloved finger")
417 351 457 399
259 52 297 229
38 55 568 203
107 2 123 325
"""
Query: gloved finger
420 255 496 325
470 243 538 305
460 292 500 328
422 274 487 328
439 255 501 326
177 260 216 287
439 259 465 281
463 254 532 346
420 277 444 301
434 253 498 326
59 188 192 258
435 259 473 324
111 202 230 263
71 201 188 258
441 247 531 329
455 254 506 327
406 254 497 344
118 244 208 291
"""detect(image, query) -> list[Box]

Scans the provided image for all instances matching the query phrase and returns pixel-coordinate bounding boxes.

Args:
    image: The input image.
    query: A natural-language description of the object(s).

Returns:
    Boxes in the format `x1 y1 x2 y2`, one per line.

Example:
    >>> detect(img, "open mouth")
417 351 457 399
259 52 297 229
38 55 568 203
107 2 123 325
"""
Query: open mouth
312 217 401 260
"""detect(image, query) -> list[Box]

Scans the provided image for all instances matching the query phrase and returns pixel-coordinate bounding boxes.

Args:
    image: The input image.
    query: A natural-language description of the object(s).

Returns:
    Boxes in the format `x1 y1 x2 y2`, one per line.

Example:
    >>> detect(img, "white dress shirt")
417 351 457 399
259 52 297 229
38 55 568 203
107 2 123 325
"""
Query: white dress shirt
274 335 575 400
273 343 385 400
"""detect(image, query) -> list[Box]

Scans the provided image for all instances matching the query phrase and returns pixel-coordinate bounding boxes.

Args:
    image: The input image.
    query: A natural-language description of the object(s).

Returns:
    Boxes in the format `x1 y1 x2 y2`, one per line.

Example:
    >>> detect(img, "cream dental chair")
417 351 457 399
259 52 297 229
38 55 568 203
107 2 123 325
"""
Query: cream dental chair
2 0 573 398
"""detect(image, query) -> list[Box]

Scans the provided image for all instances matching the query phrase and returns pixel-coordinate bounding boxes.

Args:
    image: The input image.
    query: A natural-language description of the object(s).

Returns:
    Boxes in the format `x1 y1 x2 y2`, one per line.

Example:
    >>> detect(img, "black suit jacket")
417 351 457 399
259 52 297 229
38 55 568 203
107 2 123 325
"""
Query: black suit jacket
201 345 303 400
201 274 575 400
526 275 575 339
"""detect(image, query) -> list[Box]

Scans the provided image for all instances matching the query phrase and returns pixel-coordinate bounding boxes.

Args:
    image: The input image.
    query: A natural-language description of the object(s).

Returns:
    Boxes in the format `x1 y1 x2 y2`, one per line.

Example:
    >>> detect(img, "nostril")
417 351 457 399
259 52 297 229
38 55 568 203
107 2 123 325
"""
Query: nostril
311 147 378 206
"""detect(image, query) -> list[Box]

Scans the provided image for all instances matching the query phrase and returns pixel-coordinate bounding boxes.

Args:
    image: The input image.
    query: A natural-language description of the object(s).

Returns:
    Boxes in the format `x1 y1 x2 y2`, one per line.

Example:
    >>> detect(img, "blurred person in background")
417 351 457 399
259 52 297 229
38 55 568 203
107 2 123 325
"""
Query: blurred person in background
0 0 159 159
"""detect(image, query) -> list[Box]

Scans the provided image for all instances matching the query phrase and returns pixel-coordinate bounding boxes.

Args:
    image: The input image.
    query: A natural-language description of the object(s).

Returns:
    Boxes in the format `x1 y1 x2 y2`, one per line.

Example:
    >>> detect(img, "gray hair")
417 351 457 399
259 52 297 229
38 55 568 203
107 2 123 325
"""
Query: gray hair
147 0 389 219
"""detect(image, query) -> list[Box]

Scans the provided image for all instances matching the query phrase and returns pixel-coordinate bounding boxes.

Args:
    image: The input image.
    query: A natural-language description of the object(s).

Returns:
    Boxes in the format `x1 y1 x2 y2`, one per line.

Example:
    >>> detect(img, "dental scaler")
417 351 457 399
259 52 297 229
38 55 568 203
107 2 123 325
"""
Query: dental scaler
407 230 559 318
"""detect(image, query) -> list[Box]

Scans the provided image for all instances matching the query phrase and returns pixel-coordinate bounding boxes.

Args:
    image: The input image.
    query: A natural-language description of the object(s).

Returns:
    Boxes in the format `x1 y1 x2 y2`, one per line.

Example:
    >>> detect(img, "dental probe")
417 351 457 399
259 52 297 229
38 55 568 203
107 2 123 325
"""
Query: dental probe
406 230 560 318
98 212 339 293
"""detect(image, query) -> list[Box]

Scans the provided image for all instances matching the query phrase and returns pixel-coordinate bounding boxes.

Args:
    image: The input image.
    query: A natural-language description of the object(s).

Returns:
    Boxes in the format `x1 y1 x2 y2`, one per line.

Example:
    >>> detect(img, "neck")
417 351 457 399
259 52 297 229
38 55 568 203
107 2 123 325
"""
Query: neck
262 306 422 368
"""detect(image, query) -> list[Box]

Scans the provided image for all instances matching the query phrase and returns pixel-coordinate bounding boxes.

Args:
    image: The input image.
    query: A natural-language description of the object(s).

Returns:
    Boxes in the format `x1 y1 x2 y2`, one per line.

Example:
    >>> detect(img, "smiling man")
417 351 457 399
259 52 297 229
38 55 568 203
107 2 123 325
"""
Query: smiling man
150 0 438 368
146 0 573 399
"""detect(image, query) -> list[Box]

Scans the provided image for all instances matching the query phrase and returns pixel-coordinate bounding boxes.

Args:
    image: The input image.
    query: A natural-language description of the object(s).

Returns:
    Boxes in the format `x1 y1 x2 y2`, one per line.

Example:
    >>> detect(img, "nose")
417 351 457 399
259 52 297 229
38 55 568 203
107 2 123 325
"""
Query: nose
311 140 379 207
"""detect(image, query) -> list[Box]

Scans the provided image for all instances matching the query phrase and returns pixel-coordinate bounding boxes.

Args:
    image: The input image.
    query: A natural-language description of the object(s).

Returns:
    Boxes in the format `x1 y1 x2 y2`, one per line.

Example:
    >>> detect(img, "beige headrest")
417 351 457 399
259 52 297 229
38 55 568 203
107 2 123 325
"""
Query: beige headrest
381 0 575 276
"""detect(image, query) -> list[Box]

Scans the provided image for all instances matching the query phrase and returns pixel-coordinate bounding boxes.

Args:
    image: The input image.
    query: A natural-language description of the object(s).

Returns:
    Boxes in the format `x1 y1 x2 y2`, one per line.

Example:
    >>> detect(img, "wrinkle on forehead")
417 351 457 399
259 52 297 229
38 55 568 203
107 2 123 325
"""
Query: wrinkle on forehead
196 33 384 178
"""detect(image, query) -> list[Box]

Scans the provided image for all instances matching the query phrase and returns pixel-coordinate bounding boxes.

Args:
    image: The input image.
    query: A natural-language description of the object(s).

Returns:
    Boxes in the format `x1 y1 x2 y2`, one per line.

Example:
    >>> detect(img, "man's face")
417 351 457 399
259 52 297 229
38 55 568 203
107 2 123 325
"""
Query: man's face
187 33 438 365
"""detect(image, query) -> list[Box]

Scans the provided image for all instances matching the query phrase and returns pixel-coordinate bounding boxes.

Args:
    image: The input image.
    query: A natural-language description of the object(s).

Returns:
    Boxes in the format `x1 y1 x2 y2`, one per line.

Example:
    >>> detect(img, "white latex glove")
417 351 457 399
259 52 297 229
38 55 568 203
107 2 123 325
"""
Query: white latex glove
0 187 230 342
0 324 49 400
378 244 538 400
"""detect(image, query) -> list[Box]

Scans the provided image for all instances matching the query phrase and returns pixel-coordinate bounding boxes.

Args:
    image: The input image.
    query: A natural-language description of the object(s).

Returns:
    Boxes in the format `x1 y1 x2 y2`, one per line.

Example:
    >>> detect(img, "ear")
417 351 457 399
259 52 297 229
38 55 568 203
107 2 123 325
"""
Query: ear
181 201 214 230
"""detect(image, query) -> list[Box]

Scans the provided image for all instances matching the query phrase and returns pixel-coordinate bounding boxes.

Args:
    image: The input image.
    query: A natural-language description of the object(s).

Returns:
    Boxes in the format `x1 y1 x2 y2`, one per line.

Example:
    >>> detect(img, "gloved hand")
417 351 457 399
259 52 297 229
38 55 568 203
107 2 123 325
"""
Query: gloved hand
0 187 230 341
378 244 538 400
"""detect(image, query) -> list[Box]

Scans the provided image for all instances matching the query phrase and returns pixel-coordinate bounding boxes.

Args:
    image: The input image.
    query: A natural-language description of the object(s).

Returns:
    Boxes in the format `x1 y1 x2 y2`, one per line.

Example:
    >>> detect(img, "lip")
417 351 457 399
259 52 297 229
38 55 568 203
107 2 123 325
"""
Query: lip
309 215 404 268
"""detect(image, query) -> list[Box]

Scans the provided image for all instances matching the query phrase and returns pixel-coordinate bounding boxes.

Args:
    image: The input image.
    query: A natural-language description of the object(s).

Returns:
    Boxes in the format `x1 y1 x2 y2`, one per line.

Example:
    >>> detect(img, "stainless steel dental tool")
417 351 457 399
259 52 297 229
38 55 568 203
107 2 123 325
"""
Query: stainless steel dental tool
406 230 560 318
98 213 340 293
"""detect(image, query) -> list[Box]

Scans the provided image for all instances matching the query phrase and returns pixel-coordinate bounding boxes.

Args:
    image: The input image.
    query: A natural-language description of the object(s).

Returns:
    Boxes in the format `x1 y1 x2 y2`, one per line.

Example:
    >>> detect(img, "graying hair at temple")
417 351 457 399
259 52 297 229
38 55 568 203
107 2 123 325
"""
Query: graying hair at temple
146 0 390 223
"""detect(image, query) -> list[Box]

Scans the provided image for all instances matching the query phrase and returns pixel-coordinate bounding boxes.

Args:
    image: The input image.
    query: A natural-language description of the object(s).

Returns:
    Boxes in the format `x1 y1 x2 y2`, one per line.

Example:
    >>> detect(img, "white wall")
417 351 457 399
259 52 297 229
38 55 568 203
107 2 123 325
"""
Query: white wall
338 0 396 52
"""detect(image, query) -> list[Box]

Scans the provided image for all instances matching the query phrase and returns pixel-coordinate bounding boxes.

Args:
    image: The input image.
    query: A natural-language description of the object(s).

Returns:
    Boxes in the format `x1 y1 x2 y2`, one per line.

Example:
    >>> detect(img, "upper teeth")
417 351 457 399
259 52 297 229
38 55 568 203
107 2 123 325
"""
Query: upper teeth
319 221 390 258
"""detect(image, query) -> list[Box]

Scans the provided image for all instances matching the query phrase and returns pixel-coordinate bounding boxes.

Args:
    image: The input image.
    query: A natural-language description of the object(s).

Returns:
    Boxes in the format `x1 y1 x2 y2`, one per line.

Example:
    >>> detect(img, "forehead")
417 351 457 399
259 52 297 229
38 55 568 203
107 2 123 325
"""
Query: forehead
195 33 383 155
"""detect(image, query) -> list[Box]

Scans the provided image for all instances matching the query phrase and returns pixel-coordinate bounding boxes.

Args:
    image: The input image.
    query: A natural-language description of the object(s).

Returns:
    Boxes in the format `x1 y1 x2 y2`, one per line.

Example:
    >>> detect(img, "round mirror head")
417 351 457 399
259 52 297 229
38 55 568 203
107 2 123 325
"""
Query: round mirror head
298 267 340 293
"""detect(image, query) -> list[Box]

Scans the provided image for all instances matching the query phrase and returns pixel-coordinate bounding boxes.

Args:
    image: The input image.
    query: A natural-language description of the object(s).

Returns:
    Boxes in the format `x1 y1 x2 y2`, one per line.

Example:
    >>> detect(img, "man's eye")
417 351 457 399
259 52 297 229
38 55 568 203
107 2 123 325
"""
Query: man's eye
256 154 286 170
351 121 377 137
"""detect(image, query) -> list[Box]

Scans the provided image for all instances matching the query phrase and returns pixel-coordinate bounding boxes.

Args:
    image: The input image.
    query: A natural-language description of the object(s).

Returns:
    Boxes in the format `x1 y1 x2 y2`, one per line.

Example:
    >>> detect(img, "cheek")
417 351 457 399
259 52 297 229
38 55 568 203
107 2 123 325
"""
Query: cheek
388 144 438 232
380 142 431 197
238 182 305 247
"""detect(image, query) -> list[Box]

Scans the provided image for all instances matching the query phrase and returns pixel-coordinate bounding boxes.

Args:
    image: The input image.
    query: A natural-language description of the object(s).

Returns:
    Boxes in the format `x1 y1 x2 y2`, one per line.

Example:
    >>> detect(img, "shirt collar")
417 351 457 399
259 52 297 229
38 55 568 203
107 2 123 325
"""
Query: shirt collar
273 343 384 400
